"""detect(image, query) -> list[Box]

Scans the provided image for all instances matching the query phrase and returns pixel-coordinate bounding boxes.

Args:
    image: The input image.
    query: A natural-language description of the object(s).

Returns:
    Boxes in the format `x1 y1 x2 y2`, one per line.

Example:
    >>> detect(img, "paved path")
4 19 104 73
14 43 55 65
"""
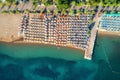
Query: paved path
84 6 101 60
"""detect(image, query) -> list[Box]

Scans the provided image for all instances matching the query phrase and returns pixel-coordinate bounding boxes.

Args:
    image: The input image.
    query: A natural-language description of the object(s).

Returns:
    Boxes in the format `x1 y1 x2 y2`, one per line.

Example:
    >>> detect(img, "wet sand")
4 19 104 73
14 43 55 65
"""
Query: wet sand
12 40 85 52
98 29 120 36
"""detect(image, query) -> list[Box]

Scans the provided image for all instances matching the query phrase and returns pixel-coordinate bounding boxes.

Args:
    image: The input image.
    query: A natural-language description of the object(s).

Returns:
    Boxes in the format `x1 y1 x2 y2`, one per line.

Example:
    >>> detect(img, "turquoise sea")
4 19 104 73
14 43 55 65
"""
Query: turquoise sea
0 34 120 80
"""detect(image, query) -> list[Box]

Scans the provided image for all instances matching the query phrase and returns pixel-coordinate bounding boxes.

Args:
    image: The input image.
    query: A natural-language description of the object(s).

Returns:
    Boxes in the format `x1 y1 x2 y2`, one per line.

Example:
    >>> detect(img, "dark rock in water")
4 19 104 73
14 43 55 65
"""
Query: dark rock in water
34 66 60 79
0 64 24 80
0 53 12 59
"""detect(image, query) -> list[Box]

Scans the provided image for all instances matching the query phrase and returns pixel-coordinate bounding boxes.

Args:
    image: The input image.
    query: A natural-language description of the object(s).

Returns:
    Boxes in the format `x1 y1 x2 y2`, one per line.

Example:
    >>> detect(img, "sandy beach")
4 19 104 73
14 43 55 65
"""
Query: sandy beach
0 13 84 52
98 29 120 36
12 40 85 52
0 13 22 42
0 13 119 50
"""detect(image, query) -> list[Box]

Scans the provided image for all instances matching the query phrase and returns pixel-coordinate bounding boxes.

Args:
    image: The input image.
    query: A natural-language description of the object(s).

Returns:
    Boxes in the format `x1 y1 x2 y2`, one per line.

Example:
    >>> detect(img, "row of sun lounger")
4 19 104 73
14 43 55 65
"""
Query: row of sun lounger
100 14 120 32
23 14 92 49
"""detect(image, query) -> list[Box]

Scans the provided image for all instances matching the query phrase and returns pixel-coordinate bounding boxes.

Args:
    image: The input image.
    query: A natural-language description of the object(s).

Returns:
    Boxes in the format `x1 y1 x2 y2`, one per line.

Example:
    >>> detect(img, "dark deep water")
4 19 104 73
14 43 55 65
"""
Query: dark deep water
0 34 120 80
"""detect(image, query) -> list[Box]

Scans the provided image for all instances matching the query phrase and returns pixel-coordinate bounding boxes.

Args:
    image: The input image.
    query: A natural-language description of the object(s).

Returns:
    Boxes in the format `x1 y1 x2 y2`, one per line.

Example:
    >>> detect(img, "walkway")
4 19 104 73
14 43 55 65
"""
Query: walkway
84 12 101 60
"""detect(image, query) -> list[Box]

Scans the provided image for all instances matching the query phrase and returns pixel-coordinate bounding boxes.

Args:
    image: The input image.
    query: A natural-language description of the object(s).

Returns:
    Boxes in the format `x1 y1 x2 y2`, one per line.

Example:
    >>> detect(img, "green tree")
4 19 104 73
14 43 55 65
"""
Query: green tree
54 8 58 15
87 29 91 37
69 9 74 16
6 0 16 4
32 0 38 6
42 0 53 6
71 1 75 7
90 19 93 24
55 0 70 11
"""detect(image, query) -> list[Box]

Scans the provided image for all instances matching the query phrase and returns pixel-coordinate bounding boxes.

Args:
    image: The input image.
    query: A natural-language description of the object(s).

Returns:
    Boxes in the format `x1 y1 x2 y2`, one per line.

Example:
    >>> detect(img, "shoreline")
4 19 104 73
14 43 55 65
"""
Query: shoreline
0 40 85 53
0 30 119 53
98 29 120 36
0 40 85 61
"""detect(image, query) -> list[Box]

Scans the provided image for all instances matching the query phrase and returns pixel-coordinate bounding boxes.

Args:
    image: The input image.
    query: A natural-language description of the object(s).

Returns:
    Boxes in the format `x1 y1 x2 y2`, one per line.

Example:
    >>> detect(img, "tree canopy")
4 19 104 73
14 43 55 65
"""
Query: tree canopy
55 0 70 11
6 0 16 4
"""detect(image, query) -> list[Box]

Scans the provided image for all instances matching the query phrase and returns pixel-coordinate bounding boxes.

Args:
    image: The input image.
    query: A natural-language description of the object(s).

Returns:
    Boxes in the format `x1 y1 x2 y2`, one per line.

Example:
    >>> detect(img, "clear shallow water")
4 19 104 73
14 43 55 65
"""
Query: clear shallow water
0 34 120 80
